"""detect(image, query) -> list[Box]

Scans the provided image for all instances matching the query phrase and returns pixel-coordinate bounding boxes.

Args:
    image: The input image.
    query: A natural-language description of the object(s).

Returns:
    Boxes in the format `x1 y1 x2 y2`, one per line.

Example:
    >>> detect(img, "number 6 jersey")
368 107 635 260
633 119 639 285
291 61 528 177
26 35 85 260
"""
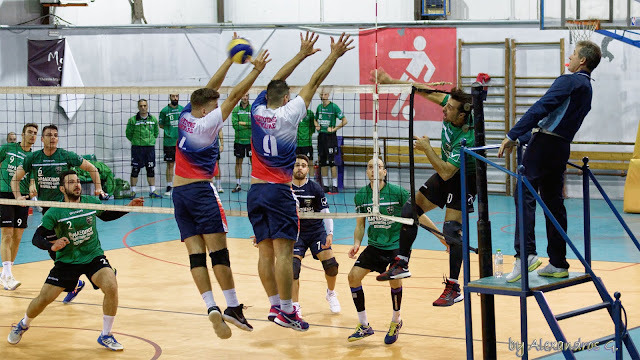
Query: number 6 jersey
250 91 307 183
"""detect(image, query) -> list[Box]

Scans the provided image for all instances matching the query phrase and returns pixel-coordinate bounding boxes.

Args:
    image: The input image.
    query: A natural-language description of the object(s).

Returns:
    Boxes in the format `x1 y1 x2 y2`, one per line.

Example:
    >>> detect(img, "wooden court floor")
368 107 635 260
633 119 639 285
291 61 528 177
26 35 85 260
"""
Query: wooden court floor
1 237 639 360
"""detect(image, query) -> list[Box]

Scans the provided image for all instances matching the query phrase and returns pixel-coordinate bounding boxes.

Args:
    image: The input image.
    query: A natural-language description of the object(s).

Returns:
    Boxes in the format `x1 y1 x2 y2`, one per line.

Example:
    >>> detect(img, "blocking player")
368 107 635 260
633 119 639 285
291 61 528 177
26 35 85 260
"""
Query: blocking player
7 170 143 351
0 123 38 290
347 158 409 345
291 155 340 315
374 68 477 308
248 31 353 332
172 42 270 339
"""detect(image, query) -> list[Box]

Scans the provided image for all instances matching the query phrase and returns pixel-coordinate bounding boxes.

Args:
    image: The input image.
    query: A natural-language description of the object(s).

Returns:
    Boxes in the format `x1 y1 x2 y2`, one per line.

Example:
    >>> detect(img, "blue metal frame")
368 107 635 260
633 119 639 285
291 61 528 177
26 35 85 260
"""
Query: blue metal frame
461 144 640 360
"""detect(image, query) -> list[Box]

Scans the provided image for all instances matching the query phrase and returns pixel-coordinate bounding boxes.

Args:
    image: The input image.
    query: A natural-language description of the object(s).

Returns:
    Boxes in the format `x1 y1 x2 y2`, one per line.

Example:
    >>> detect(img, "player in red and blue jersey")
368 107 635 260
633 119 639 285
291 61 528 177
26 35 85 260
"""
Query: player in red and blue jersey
172 42 271 340
247 31 353 332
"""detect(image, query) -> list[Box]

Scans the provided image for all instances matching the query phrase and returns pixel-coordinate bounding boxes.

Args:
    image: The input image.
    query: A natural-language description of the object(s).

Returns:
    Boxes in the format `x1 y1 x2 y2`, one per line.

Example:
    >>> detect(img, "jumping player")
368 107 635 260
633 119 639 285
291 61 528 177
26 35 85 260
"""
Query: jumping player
248 31 353 332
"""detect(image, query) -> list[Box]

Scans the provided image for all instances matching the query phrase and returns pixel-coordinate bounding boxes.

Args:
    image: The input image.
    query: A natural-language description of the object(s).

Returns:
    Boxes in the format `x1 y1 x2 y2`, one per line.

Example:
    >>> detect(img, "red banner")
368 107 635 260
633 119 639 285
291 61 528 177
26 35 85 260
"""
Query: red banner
359 28 457 121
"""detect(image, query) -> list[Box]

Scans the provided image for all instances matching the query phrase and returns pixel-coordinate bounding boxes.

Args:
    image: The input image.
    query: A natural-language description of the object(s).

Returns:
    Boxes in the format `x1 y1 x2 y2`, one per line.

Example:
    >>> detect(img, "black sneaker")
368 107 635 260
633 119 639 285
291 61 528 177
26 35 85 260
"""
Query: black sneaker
376 257 411 281
208 306 232 339
232 184 242 193
330 186 338 194
323 185 330 193
223 304 253 331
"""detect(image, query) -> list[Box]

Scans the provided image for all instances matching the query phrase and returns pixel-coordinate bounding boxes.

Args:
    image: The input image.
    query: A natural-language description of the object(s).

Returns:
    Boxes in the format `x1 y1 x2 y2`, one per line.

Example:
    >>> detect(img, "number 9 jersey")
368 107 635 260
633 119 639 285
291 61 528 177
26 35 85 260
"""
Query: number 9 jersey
250 90 307 183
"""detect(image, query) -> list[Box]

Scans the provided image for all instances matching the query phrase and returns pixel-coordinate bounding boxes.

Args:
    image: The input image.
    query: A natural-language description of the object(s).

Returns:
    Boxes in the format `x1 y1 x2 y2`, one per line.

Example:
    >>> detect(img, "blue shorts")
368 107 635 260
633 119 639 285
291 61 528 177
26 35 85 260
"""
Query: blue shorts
172 182 227 241
247 183 299 244
131 145 156 169
294 230 329 260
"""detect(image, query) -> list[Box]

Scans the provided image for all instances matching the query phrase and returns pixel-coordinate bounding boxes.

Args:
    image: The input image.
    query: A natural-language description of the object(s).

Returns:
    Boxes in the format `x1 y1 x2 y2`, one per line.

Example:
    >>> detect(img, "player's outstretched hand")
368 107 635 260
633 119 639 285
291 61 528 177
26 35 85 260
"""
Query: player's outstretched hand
330 33 355 58
413 135 431 152
127 197 144 207
321 234 333 249
251 50 271 72
51 237 70 251
299 31 321 58
497 137 516 158
369 67 393 84
348 244 360 259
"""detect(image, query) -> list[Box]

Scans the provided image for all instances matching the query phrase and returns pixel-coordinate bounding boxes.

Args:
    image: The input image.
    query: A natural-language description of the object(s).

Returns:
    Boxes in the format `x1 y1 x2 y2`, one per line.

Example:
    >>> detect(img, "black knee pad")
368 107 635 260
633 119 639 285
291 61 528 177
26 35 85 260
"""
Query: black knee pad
146 166 155 178
293 257 302 280
443 221 463 247
401 201 424 219
131 167 141 178
209 248 230 267
321 257 339 277
189 253 207 269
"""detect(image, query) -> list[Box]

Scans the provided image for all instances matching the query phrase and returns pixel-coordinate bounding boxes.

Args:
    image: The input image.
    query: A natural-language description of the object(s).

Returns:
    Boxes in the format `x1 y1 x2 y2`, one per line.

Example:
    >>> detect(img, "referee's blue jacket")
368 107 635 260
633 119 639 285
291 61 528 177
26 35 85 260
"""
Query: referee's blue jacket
507 70 593 143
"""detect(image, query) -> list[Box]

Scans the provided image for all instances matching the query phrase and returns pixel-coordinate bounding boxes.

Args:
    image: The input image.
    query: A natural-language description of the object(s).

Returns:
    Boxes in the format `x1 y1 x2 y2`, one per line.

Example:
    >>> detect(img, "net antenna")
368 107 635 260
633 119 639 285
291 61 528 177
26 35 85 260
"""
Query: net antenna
567 19 601 44
372 0 380 215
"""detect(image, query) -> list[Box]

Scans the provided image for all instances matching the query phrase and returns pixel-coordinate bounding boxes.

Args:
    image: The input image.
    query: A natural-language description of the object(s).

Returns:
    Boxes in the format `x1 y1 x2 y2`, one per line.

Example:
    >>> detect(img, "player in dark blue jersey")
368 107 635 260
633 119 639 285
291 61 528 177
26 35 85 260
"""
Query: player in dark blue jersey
291 155 340 316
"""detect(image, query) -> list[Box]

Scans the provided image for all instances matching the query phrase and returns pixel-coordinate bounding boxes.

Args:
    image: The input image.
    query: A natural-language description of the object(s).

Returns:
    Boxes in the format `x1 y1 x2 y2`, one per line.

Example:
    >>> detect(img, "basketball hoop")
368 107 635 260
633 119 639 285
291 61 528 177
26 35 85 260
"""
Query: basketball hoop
567 19 600 43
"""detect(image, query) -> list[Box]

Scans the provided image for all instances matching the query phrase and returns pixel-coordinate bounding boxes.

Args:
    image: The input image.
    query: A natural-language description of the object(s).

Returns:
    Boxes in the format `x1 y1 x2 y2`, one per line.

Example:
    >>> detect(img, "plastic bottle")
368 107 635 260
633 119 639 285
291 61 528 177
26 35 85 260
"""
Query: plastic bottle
494 249 504 278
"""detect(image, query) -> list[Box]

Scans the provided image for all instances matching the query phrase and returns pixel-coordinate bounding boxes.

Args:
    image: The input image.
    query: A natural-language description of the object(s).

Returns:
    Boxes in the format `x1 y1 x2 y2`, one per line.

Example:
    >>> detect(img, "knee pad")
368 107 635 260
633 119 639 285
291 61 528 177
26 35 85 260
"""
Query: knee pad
209 248 230 267
293 257 302 280
401 201 423 219
443 221 463 247
131 167 140 178
189 253 207 269
321 257 339 277
146 166 155 178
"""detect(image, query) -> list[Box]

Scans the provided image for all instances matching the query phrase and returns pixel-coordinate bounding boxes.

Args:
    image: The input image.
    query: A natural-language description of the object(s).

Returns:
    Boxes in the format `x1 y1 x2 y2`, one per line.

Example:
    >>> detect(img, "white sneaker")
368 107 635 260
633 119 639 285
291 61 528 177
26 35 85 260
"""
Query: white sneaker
505 255 542 283
3 276 21 291
326 289 341 313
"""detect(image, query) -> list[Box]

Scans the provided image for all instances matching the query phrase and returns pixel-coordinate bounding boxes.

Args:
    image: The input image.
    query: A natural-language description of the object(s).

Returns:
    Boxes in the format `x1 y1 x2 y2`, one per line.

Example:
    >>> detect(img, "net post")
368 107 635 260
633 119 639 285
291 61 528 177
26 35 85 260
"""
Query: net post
372 90 380 215
471 82 496 360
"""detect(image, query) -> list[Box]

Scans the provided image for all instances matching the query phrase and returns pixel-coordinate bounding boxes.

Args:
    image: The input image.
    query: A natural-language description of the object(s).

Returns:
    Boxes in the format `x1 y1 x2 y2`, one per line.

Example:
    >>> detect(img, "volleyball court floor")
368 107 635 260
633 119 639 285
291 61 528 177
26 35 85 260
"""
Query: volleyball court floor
1 193 639 359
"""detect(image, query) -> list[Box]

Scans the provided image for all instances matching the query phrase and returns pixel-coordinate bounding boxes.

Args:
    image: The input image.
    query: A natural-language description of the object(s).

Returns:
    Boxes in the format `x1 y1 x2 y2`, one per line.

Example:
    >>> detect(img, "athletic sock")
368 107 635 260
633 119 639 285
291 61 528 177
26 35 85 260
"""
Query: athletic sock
332 178 338 187
358 311 369 326
167 182 172 187
22 315 32 327
391 287 402 322
149 185 156 193
222 288 239 307
102 315 115 336
280 298 293 314
236 178 241 185
268 295 280 307
2 261 11 277
131 186 137 193
201 291 217 309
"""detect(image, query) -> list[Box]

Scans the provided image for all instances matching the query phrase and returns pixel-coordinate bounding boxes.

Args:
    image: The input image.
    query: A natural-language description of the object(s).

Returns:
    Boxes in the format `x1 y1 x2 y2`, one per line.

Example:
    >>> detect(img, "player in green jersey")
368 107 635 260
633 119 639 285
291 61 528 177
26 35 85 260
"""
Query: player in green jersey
231 93 252 193
314 87 348 194
347 158 409 345
374 68 478 307
296 109 316 160
159 94 184 196
126 99 161 198
6 132 17 143
7 170 143 350
0 123 38 290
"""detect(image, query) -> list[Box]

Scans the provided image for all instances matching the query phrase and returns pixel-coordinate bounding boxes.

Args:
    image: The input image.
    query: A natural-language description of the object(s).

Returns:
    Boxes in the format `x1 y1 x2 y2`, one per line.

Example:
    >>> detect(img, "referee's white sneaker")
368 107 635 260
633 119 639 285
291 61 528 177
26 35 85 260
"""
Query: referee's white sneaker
2 275 21 291
326 289 341 313
505 255 542 283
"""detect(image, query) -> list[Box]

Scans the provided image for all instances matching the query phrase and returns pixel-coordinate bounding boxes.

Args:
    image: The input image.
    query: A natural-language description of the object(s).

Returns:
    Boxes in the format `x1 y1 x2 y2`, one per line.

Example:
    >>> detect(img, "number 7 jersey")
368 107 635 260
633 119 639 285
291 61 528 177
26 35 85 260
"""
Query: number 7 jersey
250 90 307 183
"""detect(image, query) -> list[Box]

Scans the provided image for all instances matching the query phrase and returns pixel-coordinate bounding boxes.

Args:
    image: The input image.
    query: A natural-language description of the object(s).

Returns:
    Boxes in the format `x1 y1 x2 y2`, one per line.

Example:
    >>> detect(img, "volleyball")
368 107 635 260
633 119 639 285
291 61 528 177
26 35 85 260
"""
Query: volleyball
227 38 253 64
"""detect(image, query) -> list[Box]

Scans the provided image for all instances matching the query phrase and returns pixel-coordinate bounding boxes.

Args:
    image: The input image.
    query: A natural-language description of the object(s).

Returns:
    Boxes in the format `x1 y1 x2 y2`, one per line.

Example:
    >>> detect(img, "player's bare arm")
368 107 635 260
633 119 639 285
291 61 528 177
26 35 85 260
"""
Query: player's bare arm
349 217 366 259
205 32 241 90
299 33 355 108
371 67 446 105
413 135 458 181
220 50 271 119
272 31 321 82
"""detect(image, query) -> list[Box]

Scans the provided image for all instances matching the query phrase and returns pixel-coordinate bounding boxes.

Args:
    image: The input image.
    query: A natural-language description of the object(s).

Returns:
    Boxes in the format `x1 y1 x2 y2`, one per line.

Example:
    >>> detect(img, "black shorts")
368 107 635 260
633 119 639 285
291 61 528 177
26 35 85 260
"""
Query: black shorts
296 146 314 161
164 146 176 162
45 255 112 292
354 246 399 274
131 145 155 169
0 192 28 228
234 143 252 159
318 133 338 167
419 172 476 212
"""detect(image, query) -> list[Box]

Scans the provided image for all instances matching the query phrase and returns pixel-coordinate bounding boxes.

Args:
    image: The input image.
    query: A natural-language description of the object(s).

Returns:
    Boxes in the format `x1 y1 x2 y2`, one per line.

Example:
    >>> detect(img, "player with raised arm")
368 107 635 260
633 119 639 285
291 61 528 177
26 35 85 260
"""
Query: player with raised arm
248 32 353 332
172 37 270 339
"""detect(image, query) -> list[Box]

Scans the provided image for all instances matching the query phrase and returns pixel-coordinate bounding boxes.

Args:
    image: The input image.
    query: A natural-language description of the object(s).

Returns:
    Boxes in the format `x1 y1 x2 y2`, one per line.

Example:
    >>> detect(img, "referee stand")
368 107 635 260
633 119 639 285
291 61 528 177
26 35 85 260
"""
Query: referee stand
459 86 640 358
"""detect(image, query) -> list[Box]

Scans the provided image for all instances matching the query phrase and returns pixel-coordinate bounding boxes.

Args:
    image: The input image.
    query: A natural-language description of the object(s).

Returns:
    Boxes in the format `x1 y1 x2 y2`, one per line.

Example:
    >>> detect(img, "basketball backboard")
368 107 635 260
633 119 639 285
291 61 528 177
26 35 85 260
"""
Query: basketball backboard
541 0 640 30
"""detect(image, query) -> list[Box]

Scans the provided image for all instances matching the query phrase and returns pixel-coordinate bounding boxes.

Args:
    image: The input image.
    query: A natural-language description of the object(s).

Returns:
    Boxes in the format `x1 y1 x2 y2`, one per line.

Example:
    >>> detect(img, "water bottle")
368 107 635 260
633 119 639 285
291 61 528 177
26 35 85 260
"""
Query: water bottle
494 249 504 278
